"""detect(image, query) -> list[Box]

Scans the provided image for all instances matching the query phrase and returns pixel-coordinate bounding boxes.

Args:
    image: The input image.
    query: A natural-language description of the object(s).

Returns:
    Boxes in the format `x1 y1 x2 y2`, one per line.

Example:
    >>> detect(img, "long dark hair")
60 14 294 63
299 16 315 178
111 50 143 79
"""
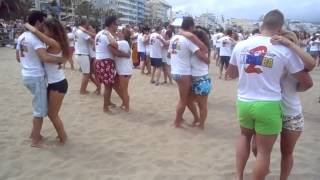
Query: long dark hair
193 26 211 56
44 18 71 59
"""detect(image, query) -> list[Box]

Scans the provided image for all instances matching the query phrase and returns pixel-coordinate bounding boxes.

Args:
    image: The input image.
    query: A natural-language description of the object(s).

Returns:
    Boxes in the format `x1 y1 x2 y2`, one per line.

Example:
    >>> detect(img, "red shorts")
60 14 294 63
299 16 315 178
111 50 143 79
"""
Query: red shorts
95 59 116 86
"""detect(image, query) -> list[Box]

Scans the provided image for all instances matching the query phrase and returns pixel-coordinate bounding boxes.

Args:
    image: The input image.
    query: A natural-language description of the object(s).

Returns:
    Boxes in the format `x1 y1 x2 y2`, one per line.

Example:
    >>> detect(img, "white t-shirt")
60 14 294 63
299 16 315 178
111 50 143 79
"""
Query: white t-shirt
230 35 304 101
137 33 146 52
44 52 65 84
115 40 133 75
150 32 163 59
67 32 75 47
16 32 45 77
310 37 320 52
191 55 209 76
132 32 139 43
95 30 114 60
281 72 302 116
218 36 233 56
214 33 224 48
74 28 90 55
89 44 95 58
169 35 200 75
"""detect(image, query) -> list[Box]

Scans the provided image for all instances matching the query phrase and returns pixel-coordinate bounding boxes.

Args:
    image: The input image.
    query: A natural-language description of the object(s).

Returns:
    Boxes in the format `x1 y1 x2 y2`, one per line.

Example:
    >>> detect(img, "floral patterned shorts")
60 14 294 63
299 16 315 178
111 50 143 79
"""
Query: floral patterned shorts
283 114 304 131
95 59 116 86
192 75 212 96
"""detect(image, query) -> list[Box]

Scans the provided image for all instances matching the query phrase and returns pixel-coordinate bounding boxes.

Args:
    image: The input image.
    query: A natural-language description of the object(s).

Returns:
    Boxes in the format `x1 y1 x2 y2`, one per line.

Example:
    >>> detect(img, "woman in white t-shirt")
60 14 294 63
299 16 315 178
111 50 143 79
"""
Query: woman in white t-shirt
114 29 133 112
181 27 212 129
162 30 173 84
25 18 71 145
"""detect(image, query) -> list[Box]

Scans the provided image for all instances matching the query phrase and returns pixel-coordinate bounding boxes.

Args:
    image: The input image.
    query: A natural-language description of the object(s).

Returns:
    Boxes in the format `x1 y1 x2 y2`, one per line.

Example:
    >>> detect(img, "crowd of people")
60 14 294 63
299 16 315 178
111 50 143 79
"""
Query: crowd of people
13 9 319 180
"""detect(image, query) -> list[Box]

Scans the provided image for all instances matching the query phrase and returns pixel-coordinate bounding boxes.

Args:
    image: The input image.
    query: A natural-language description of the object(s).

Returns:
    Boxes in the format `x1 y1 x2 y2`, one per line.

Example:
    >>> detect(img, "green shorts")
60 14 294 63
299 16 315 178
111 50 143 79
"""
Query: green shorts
236 100 282 135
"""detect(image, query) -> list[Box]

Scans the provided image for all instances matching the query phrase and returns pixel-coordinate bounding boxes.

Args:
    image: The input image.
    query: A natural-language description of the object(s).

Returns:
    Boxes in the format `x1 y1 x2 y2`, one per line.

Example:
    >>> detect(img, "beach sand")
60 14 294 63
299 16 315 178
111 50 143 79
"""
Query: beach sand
0 47 319 180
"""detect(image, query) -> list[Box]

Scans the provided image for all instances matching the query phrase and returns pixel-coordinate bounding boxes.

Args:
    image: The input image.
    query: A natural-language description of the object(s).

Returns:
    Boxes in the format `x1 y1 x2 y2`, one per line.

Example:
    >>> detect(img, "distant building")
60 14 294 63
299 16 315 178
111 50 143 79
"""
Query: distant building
145 0 172 25
195 13 216 29
226 18 258 32
92 0 146 25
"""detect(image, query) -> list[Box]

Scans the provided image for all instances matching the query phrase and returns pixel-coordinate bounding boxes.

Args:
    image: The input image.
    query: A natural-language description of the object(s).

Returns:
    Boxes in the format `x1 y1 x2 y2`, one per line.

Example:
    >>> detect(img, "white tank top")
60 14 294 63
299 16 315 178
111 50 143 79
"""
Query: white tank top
44 52 65 84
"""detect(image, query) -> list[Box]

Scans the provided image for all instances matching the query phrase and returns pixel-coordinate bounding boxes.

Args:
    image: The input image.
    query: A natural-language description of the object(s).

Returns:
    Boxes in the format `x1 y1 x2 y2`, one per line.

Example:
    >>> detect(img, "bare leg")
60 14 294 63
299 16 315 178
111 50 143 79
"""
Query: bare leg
89 59 101 94
80 74 90 94
167 65 173 84
48 90 67 144
119 75 131 112
236 127 254 180
150 66 156 83
280 129 301 180
251 134 278 180
146 56 151 74
163 64 168 83
31 117 43 147
175 76 192 128
155 67 162 85
251 134 257 157
195 95 208 129
113 76 124 103
141 60 146 74
103 85 113 112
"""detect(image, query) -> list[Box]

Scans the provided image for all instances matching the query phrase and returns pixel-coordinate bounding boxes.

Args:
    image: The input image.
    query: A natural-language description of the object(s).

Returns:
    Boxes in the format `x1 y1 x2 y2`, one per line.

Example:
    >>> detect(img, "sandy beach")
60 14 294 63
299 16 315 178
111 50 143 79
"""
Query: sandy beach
0 47 319 180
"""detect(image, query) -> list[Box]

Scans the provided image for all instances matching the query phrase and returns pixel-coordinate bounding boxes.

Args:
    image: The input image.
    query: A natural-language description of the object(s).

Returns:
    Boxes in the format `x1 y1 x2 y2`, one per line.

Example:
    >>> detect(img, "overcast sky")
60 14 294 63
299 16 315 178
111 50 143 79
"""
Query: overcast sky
166 0 320 22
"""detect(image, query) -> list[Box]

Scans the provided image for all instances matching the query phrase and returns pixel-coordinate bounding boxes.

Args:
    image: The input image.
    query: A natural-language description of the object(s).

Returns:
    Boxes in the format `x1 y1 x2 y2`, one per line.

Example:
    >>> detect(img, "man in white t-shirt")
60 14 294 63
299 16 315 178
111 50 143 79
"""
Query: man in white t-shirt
65 26 75 69
149 26 166 85
168 17 209 128
213 29 224 65
16 11 65 147
217 29 236 79
226 10 313 180
95 16 130 113
137 27 149 74
74 19 93 94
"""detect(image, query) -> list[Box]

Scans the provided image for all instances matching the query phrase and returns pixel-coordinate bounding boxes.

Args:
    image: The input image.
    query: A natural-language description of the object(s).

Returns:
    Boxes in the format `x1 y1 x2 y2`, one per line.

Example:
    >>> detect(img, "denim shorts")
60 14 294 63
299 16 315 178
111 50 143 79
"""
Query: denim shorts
171 74 182 81
138 52 146 61
192 75 212 96
23 76 48 118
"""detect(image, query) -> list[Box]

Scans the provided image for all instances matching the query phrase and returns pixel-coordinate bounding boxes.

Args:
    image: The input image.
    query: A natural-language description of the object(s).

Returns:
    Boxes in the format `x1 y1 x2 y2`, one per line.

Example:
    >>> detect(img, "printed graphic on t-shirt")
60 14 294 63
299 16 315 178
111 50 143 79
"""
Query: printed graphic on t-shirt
243 46 274 74
19 37 28 58
95 34 101 46
171 38 181 54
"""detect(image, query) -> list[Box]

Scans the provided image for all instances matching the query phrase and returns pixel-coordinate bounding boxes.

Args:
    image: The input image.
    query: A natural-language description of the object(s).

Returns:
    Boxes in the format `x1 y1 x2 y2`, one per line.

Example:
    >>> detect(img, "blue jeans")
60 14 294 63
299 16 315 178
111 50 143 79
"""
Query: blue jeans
23 76 48 118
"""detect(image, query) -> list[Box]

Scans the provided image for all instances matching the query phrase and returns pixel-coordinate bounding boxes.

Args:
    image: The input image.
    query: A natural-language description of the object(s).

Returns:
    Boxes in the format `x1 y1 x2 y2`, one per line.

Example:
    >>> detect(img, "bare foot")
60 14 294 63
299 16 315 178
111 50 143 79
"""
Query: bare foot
80 90 90 95
108 102 117 108
120 105 129 112
93 89 101 96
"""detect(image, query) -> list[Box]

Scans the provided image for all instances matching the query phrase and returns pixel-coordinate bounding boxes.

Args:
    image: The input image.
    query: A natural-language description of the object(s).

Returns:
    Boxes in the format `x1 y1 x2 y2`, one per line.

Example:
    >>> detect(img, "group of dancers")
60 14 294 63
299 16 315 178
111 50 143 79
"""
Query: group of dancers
15 9 318 180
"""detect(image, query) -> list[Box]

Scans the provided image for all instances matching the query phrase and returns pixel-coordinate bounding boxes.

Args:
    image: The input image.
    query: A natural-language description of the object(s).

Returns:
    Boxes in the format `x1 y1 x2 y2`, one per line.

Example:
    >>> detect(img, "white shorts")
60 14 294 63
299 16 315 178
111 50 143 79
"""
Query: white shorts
76 55 90 74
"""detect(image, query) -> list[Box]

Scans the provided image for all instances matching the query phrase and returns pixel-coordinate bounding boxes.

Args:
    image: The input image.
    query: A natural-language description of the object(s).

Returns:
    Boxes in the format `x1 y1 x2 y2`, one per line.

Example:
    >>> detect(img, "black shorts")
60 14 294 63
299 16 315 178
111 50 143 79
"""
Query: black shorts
220 56 230 68
48 79 68 94
151 58 163 68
